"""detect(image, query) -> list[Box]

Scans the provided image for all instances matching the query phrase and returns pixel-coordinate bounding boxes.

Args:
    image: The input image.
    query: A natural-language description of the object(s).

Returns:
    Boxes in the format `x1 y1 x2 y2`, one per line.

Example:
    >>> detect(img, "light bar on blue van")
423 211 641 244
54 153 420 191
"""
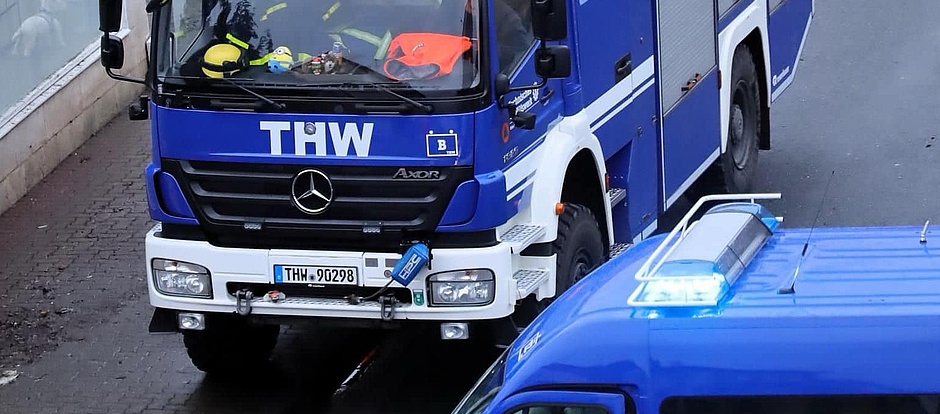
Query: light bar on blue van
628 195 782 308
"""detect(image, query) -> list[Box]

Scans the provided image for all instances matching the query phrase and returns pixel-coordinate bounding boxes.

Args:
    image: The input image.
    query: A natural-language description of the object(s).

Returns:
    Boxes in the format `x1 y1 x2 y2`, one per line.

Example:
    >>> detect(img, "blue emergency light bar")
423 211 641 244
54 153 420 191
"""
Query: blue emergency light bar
627 194 783 308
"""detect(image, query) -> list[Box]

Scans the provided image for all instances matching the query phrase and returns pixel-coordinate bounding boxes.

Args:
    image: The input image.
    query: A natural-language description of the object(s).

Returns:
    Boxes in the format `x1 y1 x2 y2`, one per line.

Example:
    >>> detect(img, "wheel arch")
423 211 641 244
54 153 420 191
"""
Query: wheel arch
559 149 610 252
524 126 612 254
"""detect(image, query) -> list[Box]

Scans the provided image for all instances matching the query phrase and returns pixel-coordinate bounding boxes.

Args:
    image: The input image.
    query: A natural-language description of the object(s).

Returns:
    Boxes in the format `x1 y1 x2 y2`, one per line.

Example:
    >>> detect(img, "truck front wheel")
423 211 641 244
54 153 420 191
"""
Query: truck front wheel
512 203 605 330
182 315 280 376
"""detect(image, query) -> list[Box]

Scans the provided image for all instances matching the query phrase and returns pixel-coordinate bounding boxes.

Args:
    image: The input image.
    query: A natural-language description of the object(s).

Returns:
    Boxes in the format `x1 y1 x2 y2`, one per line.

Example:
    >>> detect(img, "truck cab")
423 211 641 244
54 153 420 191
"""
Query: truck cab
453 195 940 414
96 0 814 374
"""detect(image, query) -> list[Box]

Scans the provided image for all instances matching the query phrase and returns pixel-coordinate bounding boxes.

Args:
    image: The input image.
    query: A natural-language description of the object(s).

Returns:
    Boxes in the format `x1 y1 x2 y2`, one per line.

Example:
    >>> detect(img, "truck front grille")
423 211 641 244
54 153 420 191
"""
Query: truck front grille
162 159 475 251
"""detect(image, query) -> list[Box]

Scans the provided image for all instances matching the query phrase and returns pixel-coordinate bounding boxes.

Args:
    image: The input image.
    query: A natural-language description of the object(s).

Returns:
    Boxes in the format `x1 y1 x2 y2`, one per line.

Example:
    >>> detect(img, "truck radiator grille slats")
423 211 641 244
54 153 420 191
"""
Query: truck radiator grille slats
162 159 474 251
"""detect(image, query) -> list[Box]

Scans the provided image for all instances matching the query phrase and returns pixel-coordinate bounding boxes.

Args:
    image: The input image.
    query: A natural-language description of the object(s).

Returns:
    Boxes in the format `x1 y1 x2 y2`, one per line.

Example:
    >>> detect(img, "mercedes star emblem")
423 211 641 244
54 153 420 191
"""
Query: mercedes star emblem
290 169 334 215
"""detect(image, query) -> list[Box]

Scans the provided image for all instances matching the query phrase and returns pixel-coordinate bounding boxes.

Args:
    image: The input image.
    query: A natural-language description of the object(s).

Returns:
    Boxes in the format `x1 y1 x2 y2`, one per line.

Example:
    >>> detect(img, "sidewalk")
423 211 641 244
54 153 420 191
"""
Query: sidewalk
0 114 322 413
0 114 152 371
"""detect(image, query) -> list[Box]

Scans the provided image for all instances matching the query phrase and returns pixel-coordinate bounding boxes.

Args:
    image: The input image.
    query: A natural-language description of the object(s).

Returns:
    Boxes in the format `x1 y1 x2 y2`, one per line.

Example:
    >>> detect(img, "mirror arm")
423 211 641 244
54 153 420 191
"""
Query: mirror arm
497 41 551 108
105 67 148 86
497 77 547 109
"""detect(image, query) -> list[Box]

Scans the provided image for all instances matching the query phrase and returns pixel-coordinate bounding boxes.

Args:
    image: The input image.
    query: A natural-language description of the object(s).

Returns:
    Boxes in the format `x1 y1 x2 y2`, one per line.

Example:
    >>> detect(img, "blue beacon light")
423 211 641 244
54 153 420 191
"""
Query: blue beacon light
628 194 782 308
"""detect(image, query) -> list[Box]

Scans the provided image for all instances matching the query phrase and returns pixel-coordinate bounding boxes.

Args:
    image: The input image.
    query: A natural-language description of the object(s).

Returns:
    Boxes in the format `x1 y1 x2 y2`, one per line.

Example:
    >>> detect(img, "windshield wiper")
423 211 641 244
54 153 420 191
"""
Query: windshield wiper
371 83 433 114
326 57 434 113
217 77 286 111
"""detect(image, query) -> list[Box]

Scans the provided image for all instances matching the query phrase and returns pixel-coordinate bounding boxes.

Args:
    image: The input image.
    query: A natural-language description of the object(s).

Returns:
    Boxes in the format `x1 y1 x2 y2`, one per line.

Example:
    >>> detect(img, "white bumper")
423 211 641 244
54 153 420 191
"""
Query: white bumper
145 225 526 321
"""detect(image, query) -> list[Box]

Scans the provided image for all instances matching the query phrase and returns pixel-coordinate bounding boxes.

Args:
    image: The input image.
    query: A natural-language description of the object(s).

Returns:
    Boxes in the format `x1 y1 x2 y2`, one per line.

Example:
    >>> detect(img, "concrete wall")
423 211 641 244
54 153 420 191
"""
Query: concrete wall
0 0 149 215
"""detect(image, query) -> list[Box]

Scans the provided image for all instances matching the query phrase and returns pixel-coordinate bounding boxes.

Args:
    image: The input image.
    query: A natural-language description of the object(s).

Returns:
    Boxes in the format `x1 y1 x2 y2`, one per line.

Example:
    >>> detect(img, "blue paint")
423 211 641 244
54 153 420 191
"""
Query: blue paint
154 106 475 167
146 163 198 225
438 180 480 227
768 0 814 100
463 213 940 411
661 70 722 200
156 171 196 219
436 171 511 232
718 0 755 32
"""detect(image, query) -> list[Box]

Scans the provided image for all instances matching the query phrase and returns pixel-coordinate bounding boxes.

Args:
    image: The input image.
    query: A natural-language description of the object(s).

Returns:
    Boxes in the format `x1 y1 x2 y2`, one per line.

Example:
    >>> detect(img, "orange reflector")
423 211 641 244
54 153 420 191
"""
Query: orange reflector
555 203 566 215
605 173 611 191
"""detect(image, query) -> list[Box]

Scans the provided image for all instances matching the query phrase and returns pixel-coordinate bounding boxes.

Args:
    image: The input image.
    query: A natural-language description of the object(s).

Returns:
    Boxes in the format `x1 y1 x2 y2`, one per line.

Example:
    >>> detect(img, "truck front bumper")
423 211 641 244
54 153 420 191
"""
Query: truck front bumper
145 224 536 321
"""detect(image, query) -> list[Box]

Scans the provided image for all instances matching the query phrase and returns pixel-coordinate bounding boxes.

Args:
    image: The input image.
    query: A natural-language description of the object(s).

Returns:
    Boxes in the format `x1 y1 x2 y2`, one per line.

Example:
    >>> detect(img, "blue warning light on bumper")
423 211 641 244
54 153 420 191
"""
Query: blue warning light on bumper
391 243 430 286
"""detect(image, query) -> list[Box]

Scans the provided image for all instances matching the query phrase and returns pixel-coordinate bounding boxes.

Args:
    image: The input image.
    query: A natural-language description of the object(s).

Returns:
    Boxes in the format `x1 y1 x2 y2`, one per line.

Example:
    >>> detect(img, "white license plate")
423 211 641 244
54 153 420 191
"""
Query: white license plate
274 265 359 285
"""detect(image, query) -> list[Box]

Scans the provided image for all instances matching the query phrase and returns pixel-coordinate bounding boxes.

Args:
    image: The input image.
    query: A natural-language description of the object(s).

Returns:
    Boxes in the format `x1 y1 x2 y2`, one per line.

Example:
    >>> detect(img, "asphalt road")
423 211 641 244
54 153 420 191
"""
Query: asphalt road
3 1 939 413
750 0 940 228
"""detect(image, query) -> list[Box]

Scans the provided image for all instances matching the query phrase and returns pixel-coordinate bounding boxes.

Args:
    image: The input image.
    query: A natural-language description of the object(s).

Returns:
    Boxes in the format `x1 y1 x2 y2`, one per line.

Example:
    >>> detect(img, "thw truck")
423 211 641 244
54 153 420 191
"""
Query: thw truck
97 0 814 373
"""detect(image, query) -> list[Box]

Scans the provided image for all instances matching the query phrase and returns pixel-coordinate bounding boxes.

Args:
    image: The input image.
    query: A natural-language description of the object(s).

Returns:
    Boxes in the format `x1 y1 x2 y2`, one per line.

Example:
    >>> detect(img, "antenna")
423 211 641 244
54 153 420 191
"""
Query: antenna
779 170 835 294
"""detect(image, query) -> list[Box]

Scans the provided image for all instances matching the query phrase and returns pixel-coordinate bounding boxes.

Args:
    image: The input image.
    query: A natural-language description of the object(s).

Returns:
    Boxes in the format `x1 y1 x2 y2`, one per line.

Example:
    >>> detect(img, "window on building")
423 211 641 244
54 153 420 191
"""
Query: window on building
1 0 105 121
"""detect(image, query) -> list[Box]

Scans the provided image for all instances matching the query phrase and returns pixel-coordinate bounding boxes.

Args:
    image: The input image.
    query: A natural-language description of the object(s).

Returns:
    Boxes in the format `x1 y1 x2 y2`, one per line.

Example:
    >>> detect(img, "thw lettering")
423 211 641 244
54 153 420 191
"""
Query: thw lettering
260 121 373 157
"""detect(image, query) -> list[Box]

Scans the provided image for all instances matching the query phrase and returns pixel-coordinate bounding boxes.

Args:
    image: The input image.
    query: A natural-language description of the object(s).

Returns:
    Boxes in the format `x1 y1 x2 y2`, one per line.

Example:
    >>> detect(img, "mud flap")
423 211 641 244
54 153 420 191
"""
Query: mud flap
148 307 179 333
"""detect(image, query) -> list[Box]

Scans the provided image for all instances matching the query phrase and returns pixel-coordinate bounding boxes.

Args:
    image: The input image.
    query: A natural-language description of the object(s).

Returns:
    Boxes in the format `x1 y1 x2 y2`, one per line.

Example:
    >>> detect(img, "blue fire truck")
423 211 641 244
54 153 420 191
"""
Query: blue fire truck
97 0 814 373
452 194 940 414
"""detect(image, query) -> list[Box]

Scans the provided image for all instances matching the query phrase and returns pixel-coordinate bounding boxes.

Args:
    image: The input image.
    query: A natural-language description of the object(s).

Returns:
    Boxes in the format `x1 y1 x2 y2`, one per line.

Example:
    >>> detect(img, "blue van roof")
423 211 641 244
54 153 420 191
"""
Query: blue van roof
500 224 940 404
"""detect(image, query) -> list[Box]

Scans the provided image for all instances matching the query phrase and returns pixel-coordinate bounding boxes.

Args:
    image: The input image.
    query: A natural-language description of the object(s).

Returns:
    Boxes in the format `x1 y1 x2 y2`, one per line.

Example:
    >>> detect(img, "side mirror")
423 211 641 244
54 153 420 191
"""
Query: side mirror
535 46 571 79
494 73 536 130
495 73 511 100
100 35 126 69
99 0 124 33
531 0 567 40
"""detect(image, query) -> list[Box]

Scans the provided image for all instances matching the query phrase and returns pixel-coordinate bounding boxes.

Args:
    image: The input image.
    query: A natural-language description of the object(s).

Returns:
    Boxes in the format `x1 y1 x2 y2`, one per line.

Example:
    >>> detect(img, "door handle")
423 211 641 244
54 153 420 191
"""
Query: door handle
614 53 632 83
681 73 703 92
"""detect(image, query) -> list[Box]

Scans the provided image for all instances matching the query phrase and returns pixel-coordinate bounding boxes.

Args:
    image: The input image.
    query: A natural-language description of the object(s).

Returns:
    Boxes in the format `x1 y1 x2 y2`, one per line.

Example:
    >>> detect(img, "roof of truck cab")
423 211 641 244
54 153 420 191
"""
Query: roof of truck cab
498 224 940 401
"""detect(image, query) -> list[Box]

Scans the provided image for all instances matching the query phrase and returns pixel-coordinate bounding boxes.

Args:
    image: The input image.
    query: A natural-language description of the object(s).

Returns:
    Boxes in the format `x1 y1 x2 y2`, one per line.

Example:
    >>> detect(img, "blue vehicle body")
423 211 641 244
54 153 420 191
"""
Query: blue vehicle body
98 0 814 370
454 196 940 414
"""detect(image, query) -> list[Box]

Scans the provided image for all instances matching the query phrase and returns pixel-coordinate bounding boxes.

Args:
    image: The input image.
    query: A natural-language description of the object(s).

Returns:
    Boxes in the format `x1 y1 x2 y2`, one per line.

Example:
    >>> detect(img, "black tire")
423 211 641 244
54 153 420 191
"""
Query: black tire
689 44 761 199
182 315 280 376
511 203 605 330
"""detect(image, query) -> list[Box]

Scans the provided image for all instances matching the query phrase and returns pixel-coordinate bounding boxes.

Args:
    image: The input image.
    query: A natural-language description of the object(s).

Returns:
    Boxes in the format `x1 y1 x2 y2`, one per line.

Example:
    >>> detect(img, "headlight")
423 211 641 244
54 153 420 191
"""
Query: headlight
428 269 494 306
152 259 212 298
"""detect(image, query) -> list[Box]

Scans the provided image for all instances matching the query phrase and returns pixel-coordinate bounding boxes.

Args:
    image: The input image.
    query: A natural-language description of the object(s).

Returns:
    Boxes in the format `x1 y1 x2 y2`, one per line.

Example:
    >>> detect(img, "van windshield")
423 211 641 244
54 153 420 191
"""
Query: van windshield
154 0 482 92
452 351 507 414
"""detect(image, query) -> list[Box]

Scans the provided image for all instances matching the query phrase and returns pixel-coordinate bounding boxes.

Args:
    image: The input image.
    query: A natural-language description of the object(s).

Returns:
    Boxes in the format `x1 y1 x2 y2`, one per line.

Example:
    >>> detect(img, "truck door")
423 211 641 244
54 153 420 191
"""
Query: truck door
489 390 629 414
767 0 815 102
656 1 722 208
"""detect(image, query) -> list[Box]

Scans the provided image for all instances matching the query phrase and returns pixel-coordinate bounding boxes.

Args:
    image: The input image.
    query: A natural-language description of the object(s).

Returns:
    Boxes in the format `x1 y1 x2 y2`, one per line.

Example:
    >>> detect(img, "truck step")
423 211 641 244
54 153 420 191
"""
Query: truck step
501 224 546 254
513 268 550 300
609 243 632 258
608 187 627 207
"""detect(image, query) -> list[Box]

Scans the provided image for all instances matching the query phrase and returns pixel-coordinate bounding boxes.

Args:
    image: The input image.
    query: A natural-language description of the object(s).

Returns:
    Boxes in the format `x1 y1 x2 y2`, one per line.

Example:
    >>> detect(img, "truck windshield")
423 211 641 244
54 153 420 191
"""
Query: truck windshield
154 0 482 92
452 351 507 414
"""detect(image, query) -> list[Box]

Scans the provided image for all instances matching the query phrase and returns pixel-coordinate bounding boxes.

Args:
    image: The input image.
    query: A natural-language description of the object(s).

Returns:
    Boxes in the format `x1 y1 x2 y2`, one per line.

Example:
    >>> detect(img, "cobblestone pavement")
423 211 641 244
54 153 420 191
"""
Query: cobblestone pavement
0 114 499 413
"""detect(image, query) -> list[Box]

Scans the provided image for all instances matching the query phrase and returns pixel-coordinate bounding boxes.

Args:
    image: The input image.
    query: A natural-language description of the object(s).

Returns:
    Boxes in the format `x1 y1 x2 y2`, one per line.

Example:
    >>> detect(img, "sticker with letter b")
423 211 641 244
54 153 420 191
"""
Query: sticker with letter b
426 130 458 157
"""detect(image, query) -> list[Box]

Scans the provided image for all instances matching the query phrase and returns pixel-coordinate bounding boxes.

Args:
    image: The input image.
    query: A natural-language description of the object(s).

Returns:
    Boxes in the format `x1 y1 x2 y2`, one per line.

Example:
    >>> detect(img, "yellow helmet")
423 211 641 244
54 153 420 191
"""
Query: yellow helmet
201 44 246 78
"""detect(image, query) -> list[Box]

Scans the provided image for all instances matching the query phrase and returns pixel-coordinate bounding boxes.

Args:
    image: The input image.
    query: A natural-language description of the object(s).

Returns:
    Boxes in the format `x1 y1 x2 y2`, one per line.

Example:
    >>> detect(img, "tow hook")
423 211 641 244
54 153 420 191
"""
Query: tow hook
235 289 254 316
379 295 398 321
